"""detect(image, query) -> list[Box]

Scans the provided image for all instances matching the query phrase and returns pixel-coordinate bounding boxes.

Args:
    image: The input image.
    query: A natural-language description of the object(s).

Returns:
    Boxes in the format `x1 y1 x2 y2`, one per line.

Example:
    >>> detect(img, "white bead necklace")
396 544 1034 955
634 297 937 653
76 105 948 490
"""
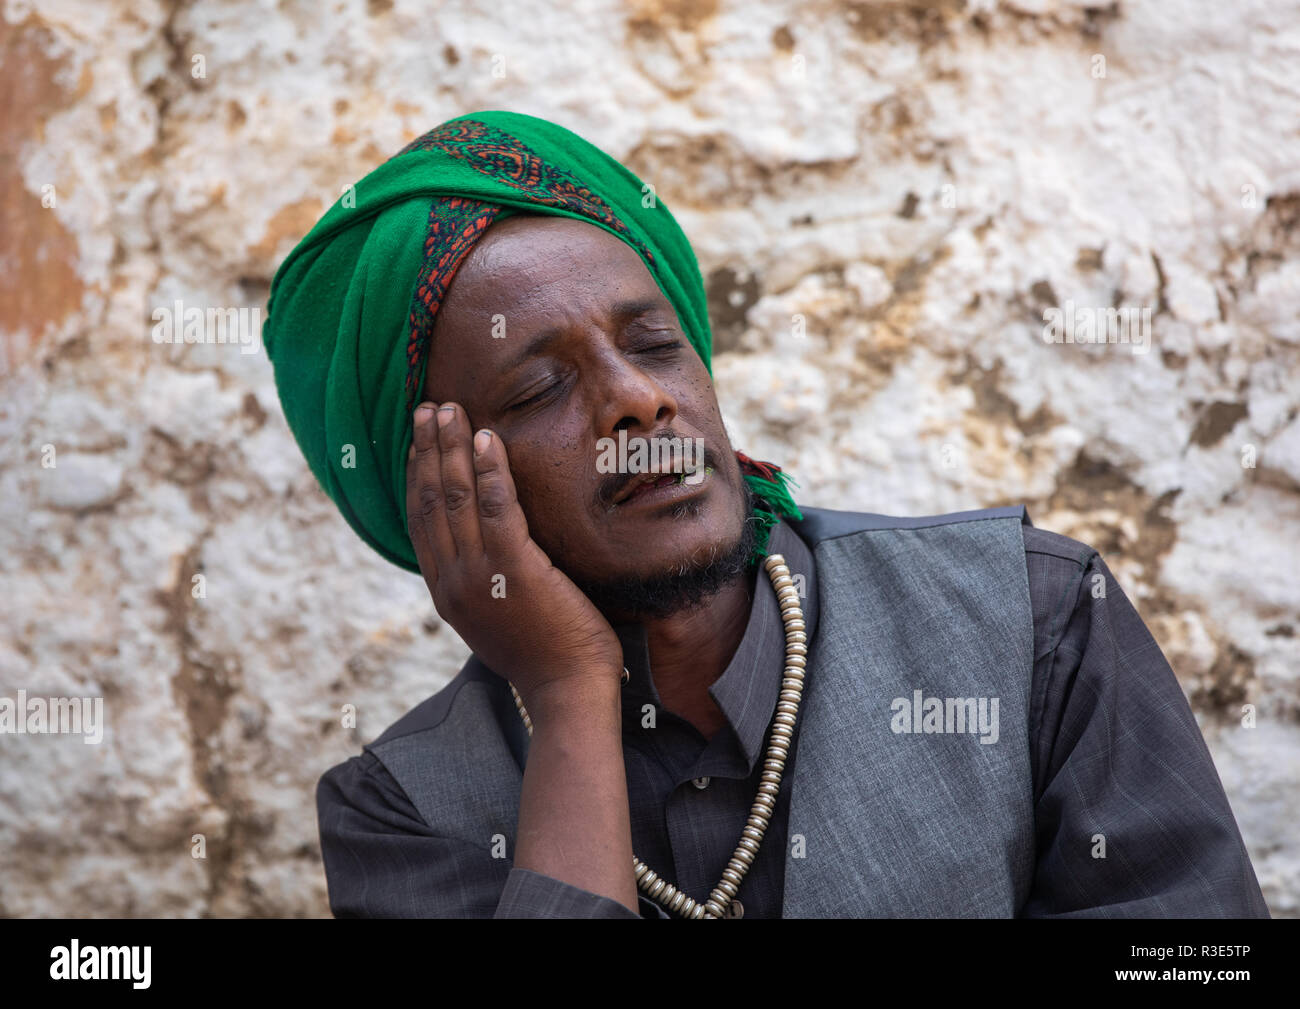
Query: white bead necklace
509 553 807 919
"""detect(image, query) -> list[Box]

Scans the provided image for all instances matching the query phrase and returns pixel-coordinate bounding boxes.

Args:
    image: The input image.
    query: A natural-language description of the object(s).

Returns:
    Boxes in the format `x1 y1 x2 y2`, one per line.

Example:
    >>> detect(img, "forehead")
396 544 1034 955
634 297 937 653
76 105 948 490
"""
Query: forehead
426 216 676 388
447 214 665 315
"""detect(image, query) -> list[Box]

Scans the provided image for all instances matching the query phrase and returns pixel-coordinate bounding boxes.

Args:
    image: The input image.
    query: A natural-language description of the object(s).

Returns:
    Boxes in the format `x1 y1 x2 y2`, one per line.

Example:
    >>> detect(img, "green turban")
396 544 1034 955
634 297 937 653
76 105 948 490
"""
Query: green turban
264 110 799 572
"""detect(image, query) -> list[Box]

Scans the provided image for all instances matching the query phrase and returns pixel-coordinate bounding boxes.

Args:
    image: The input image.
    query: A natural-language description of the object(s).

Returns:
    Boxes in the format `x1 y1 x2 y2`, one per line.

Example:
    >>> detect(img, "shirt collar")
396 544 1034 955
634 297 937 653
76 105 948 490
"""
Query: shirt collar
613 516 818 771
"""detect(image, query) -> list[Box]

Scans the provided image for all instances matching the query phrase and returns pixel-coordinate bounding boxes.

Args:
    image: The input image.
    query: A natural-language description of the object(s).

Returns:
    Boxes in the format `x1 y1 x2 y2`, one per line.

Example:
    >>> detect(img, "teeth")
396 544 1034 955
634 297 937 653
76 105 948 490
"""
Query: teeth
616 465 714 504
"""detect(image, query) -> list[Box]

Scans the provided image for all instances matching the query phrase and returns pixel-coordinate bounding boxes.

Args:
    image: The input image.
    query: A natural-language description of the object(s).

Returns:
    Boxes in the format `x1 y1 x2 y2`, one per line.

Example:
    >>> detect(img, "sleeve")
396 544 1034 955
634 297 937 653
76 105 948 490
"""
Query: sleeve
1020 547 1270 918
497 868 669 919
316 751 645 918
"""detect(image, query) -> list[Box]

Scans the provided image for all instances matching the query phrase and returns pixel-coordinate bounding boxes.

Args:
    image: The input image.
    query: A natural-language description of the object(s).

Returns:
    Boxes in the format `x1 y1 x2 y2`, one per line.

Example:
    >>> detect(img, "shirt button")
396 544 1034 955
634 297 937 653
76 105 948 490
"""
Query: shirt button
726 899 744 919
691 776 711 790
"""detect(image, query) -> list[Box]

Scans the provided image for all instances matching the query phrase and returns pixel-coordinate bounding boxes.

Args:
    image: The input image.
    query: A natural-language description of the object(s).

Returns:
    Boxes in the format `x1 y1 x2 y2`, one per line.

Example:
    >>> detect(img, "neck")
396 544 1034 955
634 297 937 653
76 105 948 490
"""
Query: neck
636 563 758 738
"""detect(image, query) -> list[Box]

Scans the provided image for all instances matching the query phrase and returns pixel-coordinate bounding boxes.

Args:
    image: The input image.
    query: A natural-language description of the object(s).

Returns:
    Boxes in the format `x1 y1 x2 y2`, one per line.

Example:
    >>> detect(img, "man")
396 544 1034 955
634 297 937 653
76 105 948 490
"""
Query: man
264 111 1269 918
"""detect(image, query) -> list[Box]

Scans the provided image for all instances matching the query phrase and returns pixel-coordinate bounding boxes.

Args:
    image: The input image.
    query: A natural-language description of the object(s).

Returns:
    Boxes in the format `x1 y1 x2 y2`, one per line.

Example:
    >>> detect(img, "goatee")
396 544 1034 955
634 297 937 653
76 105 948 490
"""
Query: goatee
572 482 762 621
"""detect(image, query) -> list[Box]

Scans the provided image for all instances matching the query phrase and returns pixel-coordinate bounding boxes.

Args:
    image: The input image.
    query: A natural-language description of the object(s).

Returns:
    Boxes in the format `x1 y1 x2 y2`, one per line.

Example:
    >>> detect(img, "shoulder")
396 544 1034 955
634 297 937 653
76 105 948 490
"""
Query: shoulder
787 503 1106 657
788 501 1100 568
787 503 1032 542
786 504 1035 584
317 657 521 813
366 657 502 749
1018 526 1105 661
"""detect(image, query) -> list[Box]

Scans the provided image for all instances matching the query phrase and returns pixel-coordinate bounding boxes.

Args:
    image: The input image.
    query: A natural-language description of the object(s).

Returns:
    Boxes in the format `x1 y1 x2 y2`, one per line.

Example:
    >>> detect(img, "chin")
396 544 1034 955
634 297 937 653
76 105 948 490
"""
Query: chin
569 484 758 620
614 488 742 559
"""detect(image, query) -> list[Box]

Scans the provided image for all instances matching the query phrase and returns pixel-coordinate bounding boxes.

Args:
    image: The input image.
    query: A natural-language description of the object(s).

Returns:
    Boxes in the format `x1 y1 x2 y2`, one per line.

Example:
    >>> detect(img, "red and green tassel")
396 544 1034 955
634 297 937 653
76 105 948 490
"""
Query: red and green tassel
735 450 803 564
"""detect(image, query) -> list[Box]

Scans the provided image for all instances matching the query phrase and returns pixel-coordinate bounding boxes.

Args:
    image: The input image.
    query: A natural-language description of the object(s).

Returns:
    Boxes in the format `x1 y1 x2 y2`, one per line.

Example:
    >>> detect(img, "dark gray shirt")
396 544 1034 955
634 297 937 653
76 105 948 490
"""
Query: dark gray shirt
316 517 1270 918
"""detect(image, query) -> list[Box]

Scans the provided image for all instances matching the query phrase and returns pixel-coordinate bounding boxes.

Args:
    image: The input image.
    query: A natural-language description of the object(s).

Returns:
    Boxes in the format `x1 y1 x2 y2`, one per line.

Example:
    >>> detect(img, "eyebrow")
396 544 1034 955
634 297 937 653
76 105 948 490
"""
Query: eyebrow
500 297 671 374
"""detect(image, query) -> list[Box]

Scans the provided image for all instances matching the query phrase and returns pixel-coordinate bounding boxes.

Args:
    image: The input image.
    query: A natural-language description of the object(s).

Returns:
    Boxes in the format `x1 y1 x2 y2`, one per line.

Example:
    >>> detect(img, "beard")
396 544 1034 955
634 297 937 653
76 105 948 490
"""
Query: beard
570 481 761 621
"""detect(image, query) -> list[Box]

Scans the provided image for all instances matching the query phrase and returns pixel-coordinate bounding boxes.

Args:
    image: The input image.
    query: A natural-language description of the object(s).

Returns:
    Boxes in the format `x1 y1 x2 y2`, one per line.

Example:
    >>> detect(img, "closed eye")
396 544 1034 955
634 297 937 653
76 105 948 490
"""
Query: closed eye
504 384 551 410
507 383 558 412
505 339 681 412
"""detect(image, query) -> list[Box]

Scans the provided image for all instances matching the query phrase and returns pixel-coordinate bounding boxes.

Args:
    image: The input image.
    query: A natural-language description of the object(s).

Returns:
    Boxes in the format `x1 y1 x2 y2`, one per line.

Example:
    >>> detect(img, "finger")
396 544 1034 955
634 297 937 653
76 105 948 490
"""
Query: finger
471 428 531 558
435 403 484 557
405 437 439 587
408 400 456 568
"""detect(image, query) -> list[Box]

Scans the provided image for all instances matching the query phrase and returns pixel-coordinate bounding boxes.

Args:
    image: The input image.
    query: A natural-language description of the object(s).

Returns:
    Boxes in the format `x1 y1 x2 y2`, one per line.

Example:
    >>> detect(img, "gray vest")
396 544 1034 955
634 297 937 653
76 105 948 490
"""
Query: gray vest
371 505 1036 917
780 505 1035 916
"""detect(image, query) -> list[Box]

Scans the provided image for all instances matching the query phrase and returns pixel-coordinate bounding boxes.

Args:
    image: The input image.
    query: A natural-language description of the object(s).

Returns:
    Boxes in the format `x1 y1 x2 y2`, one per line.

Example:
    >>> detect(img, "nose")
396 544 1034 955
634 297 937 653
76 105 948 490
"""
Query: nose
594 349 679 438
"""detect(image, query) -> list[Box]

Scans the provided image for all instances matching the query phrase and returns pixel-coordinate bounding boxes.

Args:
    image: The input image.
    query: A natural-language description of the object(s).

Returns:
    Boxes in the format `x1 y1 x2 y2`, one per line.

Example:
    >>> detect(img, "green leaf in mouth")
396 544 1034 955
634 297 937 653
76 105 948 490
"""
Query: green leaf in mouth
675 465 713 485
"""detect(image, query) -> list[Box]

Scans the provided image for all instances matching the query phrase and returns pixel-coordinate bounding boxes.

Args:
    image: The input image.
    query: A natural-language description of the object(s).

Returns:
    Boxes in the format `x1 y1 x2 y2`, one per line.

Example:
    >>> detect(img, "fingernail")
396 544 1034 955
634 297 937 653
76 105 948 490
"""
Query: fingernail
437 406 455 427
414 402 435 424
474 430 491 455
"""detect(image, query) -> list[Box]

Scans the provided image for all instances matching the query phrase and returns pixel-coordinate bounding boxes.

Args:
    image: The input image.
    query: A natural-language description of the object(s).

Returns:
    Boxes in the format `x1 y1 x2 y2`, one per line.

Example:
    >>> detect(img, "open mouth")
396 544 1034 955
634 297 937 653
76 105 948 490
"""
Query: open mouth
612 465 714 508
637 470 686 495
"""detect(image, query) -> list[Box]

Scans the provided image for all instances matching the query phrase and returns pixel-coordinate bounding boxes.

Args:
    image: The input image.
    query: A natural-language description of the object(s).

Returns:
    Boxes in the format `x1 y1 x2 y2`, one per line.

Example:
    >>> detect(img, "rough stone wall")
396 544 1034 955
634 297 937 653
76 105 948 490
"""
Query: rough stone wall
1 0 1296 917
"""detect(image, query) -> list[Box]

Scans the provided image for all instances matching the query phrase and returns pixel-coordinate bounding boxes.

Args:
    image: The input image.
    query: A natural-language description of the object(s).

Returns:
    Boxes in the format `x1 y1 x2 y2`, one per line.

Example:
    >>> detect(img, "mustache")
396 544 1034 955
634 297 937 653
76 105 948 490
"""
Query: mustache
597 432 724 507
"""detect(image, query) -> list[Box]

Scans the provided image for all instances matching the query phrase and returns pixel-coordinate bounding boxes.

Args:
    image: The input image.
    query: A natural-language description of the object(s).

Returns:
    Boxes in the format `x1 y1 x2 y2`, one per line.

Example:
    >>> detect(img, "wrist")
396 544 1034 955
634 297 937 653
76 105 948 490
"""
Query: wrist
521 670 623 729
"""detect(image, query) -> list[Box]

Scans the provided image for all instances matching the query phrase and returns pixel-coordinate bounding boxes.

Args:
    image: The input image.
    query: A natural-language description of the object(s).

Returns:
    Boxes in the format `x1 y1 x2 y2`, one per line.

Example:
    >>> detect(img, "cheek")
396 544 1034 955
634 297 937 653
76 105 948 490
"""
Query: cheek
682 382 727 434
677 361 721 408
502 430 592 517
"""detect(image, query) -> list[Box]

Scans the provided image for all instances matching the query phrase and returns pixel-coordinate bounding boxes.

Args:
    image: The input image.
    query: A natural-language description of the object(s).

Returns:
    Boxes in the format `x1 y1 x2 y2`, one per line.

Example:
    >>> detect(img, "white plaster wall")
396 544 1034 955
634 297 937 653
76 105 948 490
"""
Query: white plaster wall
1 0 1296 916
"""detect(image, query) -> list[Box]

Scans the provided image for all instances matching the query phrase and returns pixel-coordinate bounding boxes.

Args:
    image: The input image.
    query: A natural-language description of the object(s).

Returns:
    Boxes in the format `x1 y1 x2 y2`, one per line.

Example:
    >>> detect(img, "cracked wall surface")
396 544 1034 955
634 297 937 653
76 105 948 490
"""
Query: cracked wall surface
1 0 1297 917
